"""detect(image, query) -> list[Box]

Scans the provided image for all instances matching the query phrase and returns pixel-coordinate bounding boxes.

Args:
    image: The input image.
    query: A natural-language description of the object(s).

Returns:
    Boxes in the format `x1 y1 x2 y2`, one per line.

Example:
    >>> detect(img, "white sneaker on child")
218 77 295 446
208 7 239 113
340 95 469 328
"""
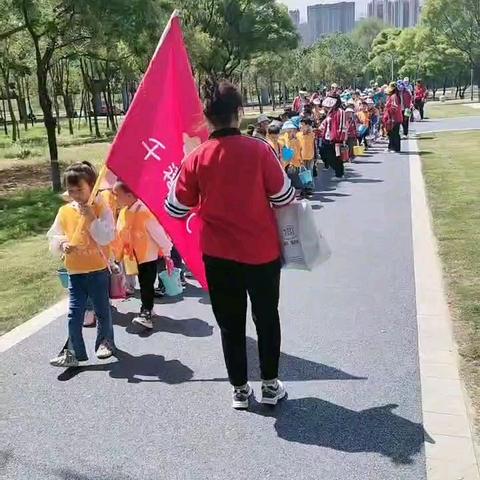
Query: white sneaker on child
50 349 79 368
96 341 115 359
132 310 153 329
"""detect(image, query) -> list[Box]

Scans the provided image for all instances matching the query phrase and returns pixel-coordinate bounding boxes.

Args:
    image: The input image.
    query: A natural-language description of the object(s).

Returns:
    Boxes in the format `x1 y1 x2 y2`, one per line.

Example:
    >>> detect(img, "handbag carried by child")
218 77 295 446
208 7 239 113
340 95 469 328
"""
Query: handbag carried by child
299 167 313 186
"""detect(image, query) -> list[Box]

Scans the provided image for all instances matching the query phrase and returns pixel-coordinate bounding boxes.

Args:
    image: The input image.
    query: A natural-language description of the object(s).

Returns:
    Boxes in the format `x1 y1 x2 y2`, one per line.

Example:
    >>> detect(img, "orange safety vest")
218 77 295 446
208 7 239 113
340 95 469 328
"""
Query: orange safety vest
59 203 109 274
116 205 163 272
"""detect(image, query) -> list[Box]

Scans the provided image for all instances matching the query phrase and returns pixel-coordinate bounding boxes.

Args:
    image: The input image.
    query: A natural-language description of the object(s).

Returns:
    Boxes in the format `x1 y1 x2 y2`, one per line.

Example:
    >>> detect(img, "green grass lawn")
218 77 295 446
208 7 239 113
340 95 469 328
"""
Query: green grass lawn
0 119 114 334
0 235 64 335
420 130 480 410
426 102 480 119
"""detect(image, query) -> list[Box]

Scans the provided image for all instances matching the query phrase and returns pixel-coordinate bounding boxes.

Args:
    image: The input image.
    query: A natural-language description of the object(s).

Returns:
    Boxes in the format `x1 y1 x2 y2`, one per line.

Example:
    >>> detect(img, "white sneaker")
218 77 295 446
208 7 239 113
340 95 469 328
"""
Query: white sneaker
261 380 287 405
96 341 114 359
50 349 79 368
232 383 253 409
132 310 153 329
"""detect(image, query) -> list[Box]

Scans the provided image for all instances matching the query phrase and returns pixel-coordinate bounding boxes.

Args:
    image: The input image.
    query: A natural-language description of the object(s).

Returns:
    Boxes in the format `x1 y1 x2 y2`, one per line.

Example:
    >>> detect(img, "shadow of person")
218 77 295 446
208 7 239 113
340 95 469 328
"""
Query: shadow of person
111 307 213 338
251 398 434 465
189 337 366 383
57 349 194 384
246 337 365 381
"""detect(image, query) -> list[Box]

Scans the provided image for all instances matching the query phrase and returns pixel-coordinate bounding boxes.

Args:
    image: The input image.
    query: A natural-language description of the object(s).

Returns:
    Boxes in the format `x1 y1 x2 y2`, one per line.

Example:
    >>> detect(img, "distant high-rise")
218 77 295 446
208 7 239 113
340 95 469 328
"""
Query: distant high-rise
307 2 355 43
289 9 300 27
367 0 420 27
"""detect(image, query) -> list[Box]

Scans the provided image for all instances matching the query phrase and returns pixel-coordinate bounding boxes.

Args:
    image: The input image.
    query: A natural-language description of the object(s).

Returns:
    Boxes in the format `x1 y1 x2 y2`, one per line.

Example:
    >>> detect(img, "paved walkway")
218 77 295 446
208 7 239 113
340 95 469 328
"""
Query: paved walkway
415 115 480 134
0 124 477 479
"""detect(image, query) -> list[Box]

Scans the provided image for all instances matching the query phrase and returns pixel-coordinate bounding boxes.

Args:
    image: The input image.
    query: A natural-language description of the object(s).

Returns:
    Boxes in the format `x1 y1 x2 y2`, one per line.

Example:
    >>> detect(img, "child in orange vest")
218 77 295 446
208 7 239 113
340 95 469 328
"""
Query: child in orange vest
48 162 116 368
113 181 172 329
296 118 316 198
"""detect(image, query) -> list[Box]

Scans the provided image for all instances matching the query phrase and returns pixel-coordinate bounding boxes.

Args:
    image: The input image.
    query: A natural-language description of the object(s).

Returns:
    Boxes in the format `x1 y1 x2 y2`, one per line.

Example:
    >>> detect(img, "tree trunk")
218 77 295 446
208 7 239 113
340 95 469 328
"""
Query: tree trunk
37 62 61 191
63 94 74 135
16 77 28 130
1 68 18 142
255 76 263 113
442 77 447 95
25 78 35 125
270 75 276 111
106 79 117 132
1 98 8 135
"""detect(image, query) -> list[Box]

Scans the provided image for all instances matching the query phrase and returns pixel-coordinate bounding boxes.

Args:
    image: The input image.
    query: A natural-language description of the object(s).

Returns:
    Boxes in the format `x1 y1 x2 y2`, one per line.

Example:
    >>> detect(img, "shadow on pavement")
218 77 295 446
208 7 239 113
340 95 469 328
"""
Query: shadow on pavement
112 307 214 338
189 337 366 382
251 398 434 465
57 349 194 384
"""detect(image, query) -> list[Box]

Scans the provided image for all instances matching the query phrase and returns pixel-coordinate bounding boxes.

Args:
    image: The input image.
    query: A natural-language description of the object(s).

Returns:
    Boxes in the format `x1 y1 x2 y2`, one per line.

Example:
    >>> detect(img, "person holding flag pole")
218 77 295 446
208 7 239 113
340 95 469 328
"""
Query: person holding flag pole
48 162 116 368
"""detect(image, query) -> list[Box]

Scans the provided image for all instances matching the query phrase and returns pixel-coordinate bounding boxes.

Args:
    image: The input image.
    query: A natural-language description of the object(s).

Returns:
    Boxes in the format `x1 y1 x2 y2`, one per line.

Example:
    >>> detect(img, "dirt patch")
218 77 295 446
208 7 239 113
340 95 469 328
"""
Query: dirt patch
0 164 55 194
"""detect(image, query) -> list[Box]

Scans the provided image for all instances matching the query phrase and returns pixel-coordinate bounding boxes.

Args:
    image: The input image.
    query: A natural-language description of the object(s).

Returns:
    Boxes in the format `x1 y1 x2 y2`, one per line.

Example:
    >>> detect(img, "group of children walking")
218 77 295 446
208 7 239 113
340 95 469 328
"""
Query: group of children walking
248 77 427 187
48 161 177 368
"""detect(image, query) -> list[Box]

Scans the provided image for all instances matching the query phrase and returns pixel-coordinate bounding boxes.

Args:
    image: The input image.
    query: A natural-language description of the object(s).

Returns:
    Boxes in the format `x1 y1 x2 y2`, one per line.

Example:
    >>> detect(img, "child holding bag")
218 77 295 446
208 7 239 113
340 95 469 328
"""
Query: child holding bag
296 118 316 198
48 162 116 368
113 181 172 330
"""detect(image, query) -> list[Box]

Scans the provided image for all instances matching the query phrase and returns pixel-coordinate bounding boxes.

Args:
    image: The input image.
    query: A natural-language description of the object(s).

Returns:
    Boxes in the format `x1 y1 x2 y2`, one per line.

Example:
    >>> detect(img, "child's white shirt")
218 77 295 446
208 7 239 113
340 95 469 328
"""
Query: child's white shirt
47 196 115 255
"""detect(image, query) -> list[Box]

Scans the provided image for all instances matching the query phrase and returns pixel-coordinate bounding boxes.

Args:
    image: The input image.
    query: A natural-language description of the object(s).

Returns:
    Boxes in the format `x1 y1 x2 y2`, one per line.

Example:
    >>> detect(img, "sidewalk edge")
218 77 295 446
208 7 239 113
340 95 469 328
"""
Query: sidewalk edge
409 137 480 479
0 298 68 353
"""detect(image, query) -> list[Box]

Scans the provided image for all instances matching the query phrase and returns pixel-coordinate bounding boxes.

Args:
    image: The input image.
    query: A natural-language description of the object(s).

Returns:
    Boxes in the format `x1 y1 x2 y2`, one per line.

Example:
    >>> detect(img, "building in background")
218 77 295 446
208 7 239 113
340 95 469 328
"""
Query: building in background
367 0 420 27
288 9 300 27
307 2 355 43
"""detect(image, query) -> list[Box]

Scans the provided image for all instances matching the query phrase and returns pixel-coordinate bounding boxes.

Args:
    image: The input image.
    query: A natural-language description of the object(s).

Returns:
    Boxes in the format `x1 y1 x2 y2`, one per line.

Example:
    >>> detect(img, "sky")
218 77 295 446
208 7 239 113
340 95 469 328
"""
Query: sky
280 0 369 22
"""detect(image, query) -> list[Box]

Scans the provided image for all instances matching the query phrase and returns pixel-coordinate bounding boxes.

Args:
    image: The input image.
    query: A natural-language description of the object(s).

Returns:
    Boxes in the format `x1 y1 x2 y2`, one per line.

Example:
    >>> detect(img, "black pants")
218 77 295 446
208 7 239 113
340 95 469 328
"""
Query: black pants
204 256 281 387
138 260 157 312
388 123 401 152
322 141 344 178
401 110 409 136
414 99 424 120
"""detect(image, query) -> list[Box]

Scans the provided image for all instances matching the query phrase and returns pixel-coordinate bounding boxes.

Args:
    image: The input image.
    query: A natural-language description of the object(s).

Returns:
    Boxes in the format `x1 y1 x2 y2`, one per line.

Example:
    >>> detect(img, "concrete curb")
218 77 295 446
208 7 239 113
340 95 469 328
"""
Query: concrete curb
0 298 68 353
409 137 480 479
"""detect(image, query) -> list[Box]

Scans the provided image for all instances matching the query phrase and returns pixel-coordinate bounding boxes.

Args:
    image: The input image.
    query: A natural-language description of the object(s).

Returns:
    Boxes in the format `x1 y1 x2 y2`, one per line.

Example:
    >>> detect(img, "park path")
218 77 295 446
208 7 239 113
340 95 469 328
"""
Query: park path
414 115 480 134
0 139 428 479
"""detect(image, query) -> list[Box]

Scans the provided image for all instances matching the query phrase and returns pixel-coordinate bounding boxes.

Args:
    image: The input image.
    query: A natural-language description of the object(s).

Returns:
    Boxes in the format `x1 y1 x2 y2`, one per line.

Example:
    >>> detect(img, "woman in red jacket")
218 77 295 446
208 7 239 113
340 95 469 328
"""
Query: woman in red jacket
320 94 347 178
383 82 404 153
414 79 428 120
166 81 294 410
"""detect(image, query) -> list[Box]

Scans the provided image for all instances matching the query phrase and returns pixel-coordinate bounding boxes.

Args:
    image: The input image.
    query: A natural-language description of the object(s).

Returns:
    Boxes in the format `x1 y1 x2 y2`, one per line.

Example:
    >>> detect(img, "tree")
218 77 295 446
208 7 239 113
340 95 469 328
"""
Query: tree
423 0 480 100
351 17 388 51
369 28 402 81
181 0 298 79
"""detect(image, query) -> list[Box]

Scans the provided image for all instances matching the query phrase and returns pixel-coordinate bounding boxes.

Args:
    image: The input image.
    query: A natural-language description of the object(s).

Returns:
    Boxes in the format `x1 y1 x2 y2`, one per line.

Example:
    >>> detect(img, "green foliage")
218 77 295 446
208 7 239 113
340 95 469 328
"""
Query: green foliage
351 17 387 51
180 0 298 78
0 188 63 244
422 0 480 69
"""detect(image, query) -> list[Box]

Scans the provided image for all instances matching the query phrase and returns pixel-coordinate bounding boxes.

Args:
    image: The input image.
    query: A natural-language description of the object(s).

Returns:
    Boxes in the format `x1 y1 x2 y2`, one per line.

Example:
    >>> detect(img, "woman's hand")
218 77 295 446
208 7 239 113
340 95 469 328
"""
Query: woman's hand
79 204 96 222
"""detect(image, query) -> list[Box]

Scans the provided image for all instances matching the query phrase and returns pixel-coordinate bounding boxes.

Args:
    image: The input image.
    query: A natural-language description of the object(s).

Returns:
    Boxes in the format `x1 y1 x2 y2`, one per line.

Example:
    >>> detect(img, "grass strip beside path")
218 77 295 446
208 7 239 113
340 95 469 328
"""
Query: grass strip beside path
426 102 480 119
0 235 64 335
420 130 480 419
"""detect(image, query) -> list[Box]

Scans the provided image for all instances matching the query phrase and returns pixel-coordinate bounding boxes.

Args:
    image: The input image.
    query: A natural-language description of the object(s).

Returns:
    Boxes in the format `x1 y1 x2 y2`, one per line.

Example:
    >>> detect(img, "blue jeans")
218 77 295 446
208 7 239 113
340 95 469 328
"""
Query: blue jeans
67 269 114 360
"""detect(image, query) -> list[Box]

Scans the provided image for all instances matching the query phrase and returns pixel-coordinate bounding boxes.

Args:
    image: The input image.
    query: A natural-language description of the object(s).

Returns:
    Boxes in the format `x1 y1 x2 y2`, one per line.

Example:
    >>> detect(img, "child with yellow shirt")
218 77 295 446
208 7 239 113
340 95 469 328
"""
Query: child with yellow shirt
296 118 316 198
48 162 116 368
113 181 172 329
281 120 303 194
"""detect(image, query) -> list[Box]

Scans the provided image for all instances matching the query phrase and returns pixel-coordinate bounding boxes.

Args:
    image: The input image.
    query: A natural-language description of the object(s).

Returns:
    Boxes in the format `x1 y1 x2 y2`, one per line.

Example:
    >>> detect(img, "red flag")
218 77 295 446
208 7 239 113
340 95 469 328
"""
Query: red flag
106 11 209 288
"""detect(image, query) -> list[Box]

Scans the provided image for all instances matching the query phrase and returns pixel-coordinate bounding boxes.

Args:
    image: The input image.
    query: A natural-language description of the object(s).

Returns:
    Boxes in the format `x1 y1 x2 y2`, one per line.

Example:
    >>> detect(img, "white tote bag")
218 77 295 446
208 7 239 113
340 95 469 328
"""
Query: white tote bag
275 200 331 270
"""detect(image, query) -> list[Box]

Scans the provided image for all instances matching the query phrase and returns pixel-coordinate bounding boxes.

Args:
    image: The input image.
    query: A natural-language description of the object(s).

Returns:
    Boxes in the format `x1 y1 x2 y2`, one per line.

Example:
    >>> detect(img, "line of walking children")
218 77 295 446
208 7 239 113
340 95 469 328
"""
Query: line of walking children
48 161 177 368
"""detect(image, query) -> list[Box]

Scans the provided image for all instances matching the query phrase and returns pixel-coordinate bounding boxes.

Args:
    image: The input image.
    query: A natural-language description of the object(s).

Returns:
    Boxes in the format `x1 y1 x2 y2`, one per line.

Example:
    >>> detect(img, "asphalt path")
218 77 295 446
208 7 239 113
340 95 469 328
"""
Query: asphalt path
1 139 427 479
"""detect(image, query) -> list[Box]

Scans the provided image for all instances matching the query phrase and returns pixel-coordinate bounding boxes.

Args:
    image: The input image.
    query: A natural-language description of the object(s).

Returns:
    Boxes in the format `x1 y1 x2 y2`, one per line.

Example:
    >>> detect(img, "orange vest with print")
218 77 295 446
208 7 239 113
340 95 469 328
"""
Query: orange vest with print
117 207 161 266
59 203 109 274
